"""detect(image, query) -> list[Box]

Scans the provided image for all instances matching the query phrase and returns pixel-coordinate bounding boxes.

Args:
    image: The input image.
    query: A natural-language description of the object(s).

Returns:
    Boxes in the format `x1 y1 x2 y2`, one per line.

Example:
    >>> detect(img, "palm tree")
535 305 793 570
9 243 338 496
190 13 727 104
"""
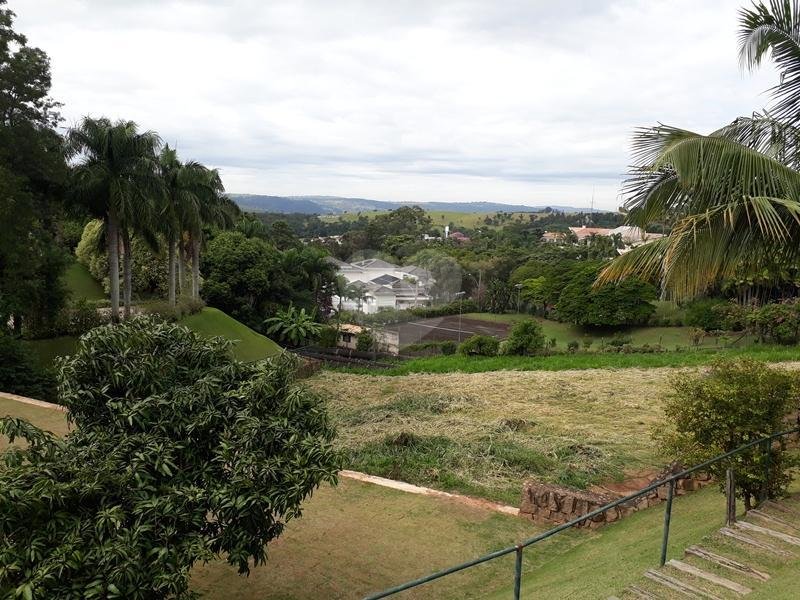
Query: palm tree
67 118 162 321
187 168 238 300
158 147 210 307
599 1 800 300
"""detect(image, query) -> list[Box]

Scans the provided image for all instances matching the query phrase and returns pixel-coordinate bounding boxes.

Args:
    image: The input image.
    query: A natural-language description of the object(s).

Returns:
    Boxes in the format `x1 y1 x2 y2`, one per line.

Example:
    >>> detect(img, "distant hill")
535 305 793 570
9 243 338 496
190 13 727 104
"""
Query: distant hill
230 194 608 215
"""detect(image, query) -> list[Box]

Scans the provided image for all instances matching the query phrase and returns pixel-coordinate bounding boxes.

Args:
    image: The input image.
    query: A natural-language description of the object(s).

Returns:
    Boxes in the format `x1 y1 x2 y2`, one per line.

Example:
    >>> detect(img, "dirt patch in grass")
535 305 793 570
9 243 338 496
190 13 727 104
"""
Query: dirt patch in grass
309 366 703 504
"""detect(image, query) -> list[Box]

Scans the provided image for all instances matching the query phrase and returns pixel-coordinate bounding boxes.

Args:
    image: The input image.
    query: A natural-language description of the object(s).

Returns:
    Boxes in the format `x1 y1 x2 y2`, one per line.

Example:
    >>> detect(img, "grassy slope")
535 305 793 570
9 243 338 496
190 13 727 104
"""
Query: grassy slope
63 261 105 302
180 307 282 362
24 308 281 368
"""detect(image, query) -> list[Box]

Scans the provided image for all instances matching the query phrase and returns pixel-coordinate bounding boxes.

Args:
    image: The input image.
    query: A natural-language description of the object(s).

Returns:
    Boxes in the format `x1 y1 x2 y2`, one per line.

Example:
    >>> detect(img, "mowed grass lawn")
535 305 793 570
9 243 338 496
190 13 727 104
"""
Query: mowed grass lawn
462 312 747 350
181 308 282 361
309 367 692 504
62 261 105 302
23 308 282 368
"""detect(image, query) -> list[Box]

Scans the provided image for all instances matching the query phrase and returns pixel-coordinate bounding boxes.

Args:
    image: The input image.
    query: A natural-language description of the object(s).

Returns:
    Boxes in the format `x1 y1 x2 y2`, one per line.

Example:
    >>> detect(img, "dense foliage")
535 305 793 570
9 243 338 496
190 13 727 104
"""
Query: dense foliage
684 298 729 331
0 318 340 598
0 1 69 336
660 359 799 509
0 334 56 401
76 219 171 298
556 262 657 327
201 231 335 329
721 298 800 344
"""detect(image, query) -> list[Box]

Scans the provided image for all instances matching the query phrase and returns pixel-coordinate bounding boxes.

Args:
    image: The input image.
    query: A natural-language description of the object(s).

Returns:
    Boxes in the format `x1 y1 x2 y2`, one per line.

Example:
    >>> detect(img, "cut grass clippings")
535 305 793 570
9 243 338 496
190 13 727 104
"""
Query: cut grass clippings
308 366 692 505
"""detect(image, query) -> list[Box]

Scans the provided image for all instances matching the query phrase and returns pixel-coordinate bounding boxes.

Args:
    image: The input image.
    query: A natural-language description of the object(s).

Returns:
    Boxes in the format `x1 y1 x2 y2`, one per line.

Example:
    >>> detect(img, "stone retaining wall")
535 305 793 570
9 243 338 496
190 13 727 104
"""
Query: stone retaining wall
519 467 713 528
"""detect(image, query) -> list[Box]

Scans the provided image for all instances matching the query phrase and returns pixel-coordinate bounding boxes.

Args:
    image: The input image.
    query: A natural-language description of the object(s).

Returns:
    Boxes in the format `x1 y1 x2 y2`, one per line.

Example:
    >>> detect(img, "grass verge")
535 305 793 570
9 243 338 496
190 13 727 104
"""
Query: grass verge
341 344 800 376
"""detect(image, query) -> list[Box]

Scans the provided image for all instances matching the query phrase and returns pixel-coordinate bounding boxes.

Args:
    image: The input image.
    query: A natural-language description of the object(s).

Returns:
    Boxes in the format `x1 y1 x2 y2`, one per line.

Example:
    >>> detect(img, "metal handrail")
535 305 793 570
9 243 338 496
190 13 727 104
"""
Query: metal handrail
364 426 800 599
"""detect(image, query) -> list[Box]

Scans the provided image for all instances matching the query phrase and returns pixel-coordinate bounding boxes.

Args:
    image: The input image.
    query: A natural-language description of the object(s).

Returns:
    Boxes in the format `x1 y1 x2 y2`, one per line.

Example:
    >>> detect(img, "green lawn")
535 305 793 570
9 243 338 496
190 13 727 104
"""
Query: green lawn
23 336 79 368
24 308 281 368
180 307 282 362
63 261 105 303
462 312 744 350
344 344 800 376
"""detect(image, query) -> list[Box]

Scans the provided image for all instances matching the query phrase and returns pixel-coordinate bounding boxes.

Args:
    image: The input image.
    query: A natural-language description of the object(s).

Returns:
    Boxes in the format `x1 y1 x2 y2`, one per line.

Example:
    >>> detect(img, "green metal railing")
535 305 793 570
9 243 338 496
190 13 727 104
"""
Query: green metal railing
364 426 800 600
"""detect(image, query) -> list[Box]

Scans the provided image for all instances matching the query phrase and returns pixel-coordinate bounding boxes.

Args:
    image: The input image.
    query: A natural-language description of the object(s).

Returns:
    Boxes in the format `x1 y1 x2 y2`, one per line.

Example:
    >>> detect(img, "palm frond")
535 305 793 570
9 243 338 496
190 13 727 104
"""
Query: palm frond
739 1 800 128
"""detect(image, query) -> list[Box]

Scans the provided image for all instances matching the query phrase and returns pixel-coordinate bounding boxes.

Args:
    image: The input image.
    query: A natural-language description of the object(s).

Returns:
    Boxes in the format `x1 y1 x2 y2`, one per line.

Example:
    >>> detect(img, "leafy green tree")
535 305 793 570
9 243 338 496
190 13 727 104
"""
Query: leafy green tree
557 262 656 327
66 118 163 321
202 231 335 328
660 359 799 509
0 333 56 401
366 206 432 247
0 317 339 598
485 279 513 314
0 0 68 336
264 306 323 347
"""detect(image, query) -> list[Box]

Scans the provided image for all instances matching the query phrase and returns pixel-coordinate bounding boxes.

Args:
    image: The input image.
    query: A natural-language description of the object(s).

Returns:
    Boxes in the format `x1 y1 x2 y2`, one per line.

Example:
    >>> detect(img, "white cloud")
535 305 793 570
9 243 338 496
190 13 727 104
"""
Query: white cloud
13 0 778 209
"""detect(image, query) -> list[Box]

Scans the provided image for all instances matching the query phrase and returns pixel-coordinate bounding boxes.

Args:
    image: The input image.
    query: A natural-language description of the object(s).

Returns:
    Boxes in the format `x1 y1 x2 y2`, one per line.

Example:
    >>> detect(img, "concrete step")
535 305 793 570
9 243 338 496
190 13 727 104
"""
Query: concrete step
685 546 770 583
734 520 800 547
718 527 795 557
644 569 723 599
667 560 752 595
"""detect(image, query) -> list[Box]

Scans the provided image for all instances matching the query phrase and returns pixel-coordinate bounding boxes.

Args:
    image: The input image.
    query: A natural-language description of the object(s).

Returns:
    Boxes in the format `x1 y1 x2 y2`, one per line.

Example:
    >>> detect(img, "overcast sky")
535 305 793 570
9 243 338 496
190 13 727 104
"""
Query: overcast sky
14 0 779 209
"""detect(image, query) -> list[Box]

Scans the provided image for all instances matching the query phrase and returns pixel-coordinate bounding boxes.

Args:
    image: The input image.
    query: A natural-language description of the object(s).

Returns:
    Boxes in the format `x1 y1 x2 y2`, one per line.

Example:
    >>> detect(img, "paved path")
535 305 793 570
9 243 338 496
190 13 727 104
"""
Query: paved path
0 392 66 412
340 470 520 516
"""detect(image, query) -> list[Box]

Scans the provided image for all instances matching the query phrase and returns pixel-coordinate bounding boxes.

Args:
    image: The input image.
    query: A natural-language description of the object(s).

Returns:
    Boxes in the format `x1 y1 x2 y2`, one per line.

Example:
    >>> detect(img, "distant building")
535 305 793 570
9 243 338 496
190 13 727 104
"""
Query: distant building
567 225 665 250
336 323 400 354
449 231 470 243
328 257 432 314
541 231 566 243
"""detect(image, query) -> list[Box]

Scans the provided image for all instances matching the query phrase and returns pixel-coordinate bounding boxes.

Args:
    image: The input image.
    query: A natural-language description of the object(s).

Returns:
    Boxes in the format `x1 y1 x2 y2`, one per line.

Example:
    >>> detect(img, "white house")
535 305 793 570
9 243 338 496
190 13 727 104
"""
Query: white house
328 257 433 314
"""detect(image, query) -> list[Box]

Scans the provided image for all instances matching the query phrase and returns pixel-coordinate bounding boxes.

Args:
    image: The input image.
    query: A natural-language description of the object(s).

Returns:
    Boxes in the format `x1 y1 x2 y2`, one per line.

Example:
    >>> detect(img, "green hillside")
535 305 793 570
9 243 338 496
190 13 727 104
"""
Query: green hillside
25 308 281 367
181 307 282 361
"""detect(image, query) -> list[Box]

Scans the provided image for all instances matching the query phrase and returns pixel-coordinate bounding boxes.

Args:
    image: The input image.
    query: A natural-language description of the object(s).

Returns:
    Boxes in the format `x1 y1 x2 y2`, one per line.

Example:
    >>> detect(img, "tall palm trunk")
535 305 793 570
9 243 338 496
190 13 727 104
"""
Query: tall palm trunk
177 238 184 298
107 211 120 322
121 228 132 318
167 235 176 307
191 233 200 300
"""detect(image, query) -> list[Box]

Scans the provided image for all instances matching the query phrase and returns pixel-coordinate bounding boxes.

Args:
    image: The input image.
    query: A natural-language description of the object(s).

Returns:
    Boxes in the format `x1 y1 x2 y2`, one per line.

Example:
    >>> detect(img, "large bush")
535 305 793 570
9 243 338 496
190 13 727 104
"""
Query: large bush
659 359 799 509
0 335 57 402
502 319 545 356
718 299 800 344
0 318 340 598
684 298 728 331
556 262 657 327
459 334 500 356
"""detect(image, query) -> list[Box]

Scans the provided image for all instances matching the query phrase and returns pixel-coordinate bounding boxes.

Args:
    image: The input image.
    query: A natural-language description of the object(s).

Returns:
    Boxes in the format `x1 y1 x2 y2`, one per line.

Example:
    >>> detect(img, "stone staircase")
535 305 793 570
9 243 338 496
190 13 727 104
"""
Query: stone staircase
610 495 800 599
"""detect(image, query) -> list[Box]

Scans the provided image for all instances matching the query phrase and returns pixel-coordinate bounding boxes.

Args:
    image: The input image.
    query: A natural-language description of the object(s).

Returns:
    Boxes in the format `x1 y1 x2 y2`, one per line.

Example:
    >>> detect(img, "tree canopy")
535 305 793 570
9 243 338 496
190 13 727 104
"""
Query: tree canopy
0 318 340 599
